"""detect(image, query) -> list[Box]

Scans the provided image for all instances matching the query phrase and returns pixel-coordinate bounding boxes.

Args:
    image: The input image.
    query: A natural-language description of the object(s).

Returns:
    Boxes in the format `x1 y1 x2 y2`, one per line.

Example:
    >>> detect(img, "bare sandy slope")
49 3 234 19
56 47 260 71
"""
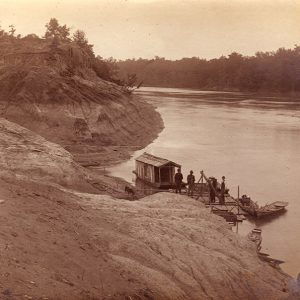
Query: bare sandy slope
0 117 138 199
0 118 295 300
0 181 292 300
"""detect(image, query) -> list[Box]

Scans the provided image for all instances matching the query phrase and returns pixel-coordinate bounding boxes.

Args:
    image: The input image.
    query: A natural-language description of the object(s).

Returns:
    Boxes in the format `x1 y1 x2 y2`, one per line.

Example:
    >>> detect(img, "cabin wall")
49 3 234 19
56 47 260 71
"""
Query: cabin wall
135 161 155 183
135 158 181 186
171 167 175 183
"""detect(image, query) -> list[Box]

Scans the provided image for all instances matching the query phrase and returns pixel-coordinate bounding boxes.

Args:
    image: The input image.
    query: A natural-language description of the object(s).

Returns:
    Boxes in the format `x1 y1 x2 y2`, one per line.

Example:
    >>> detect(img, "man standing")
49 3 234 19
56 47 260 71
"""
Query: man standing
187 170 195 196
220 176 226 205
174 168 183 194
209 177 217 203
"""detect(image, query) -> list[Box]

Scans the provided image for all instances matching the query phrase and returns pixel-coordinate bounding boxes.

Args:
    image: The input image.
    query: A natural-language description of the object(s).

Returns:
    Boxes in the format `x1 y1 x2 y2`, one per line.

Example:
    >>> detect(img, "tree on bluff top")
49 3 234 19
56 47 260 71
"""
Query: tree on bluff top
72 30 94 56
44 18 70 42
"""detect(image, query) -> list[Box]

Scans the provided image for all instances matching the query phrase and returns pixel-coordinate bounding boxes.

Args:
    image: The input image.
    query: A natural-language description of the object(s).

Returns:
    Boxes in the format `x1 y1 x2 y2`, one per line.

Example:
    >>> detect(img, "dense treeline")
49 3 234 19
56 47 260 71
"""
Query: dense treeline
117 47 300 93
2 20 300 93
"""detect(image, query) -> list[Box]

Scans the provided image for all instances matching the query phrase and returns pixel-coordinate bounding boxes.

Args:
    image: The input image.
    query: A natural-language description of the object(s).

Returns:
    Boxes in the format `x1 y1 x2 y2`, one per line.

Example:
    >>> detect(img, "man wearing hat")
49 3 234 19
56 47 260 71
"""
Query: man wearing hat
220 176 226 205
174 168 183 194
187 170 195 196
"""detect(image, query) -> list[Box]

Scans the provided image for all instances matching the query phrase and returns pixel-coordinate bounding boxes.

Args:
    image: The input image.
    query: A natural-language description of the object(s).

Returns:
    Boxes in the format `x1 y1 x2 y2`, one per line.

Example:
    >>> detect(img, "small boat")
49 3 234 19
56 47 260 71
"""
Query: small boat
255 201 289 218
239 195 288 218
247 228 262 251
247 228 285 267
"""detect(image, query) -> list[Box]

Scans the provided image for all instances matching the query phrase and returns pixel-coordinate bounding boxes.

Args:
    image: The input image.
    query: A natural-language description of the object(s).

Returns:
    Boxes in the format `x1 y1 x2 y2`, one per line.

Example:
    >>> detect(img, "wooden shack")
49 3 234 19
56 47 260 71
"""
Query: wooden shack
134 152 181 188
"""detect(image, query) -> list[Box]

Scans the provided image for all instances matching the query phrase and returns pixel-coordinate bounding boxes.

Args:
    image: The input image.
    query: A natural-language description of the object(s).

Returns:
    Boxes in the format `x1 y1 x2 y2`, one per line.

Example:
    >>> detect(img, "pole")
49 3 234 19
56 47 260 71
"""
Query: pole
238 185 240 215
196 171 204 200
200 172 203 196
235 185 240 233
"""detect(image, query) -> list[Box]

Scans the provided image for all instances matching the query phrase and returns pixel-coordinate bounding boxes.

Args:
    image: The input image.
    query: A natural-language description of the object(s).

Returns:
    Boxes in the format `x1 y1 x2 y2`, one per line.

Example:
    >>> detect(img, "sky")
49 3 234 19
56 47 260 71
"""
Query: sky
0 0 300 60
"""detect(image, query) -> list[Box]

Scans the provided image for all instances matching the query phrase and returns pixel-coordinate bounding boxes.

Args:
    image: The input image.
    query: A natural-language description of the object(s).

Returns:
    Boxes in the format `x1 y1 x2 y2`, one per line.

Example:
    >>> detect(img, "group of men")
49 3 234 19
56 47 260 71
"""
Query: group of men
174 169 195 196
208 175 226 205
174 168 226 204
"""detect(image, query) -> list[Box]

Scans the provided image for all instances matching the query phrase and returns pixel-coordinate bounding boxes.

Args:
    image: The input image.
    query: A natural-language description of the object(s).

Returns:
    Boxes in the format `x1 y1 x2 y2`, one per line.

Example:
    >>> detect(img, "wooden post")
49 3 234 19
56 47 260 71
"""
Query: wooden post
238 186 240 215
159 167 161 185
199 171 203 196
196 171 205 200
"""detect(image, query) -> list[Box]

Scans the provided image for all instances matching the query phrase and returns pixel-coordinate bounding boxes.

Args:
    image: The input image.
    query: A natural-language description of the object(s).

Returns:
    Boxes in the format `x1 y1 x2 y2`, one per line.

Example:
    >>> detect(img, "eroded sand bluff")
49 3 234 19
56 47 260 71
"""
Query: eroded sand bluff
0 37 163 166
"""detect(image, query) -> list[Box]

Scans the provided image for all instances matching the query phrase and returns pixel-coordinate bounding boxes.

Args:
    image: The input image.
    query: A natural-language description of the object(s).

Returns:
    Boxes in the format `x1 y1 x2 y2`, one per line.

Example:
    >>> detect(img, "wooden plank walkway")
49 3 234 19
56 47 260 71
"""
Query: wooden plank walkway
189 192 247 224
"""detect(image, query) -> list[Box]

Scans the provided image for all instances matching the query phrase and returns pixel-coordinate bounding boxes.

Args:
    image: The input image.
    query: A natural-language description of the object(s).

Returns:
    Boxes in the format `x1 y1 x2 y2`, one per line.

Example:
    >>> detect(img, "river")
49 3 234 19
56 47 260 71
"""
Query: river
108 86 300 277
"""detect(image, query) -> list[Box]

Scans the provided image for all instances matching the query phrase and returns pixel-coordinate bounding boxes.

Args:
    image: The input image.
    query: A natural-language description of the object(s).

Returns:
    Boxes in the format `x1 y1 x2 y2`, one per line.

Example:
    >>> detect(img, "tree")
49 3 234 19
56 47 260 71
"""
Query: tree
72 30 88 46
72 30 94 56
23 33 40 41
104 57 119 79
93 56 111 80
44 18 70 41
116 46 300 93
8 24 16 36
0 26 8 38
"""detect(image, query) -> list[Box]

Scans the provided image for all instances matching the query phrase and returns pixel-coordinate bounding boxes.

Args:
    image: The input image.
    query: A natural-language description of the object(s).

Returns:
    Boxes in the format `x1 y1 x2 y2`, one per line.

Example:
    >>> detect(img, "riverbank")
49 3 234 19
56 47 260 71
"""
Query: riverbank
64 94 164 169
0 177 293 299
0 39 164 194
0 114 298 299
140 85 300 99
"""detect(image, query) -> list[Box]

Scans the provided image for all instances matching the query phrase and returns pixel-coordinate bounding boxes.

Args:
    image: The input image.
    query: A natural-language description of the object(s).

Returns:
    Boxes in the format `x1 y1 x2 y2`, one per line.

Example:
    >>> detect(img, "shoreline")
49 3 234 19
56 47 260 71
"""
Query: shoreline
67 94 164 171
63 94 165 198
140 85 300 99
0 102 297 299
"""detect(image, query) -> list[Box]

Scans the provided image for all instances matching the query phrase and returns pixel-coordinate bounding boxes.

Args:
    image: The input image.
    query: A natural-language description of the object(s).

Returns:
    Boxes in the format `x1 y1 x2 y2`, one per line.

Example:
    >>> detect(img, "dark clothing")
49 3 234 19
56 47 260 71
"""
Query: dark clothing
209 187 215 203
220 181 226 205
175 172 183 183
175 172 183 194
187 174 195 185
209 178 217 203
212 178 218 189
187 174 195 196
175 182 182 194
209 177 217 203
220 181 225 193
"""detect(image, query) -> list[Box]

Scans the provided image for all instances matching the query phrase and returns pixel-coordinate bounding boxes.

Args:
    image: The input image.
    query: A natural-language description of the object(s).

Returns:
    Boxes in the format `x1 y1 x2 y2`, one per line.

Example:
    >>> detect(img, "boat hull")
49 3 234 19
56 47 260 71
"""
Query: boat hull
239 197 288 218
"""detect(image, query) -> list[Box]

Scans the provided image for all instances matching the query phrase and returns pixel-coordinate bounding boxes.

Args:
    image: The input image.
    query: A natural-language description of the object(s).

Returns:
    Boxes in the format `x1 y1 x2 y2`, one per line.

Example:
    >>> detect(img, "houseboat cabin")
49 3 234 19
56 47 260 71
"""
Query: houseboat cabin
134 152 181 188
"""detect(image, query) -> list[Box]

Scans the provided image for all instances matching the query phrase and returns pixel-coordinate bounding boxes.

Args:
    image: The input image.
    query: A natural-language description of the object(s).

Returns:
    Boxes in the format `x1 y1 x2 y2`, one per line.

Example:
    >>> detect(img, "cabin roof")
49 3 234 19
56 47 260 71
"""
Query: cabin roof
135 152 181 168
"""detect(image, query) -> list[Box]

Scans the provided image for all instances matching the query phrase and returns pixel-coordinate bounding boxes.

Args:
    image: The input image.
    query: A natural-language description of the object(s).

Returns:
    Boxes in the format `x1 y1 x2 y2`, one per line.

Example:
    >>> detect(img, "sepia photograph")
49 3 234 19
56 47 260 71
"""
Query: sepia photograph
0 0 299 299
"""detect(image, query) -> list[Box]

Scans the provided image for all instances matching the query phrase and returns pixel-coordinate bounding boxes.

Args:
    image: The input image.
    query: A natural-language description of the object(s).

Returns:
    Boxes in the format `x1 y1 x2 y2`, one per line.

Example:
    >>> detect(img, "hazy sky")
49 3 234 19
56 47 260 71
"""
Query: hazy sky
1 0 300 60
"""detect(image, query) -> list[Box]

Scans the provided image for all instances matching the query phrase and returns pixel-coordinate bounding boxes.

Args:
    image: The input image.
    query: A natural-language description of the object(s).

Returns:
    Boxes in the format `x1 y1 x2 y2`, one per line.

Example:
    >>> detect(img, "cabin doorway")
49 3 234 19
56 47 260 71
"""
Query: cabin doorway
160 167 171 183
154 167 160 182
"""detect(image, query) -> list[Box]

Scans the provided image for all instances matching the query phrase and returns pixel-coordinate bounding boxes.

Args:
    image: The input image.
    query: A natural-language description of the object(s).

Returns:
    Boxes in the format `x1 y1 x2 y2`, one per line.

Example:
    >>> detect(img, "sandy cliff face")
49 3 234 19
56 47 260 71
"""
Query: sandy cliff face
0 117 95 192
0 118 138 198
0 118 293 300
0 39 163 165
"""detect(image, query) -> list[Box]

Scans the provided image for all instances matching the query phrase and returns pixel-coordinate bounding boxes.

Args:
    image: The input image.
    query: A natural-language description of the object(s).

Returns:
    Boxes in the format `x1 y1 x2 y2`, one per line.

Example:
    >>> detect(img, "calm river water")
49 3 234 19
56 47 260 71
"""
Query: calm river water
109 87 300 277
